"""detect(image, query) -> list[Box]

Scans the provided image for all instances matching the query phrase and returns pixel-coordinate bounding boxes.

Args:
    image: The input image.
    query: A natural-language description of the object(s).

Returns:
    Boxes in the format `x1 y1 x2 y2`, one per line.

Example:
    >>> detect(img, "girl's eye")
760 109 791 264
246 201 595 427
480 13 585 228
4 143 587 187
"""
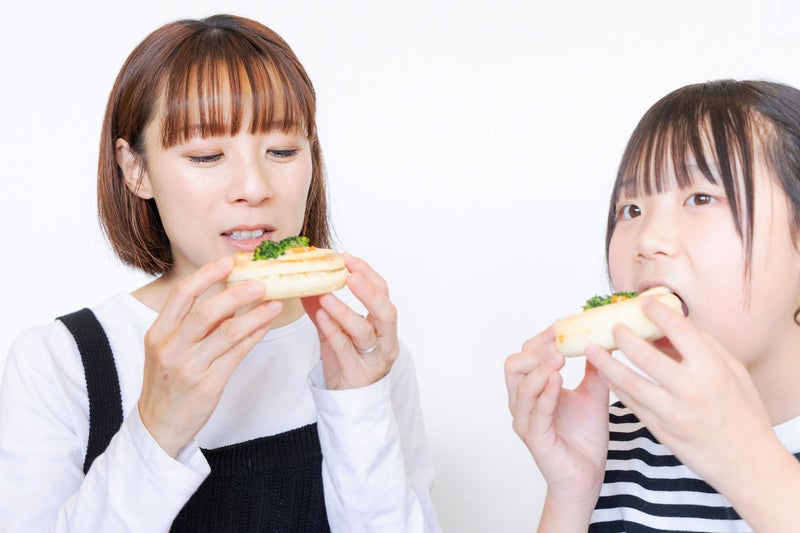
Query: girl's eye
188 154 222 164
617 204 642 220
268 149 298 159
686 193 716 206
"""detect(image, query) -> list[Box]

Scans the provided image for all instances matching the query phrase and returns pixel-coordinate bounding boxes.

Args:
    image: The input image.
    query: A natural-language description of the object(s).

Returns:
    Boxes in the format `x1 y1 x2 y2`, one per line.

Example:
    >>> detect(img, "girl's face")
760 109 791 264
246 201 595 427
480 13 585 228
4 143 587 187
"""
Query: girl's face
608 156 800 367
123 121 313 279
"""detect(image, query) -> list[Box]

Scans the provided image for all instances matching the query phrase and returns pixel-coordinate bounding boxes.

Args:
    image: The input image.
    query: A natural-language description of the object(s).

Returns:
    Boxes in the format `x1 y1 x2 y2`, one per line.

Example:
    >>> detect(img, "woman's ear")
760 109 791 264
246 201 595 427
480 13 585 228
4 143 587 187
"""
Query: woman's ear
115 138 153 199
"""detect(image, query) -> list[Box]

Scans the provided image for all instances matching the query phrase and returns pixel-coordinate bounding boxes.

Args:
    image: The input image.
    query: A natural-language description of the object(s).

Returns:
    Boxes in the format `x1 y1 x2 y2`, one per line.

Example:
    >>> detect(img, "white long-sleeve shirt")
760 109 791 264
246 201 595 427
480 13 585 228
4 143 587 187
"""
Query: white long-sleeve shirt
0 292 441 532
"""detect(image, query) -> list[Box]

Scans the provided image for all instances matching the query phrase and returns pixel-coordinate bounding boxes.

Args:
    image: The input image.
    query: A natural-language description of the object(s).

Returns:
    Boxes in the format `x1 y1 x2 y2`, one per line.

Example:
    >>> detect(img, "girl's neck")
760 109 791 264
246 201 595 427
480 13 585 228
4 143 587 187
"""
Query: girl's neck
748 327 800 425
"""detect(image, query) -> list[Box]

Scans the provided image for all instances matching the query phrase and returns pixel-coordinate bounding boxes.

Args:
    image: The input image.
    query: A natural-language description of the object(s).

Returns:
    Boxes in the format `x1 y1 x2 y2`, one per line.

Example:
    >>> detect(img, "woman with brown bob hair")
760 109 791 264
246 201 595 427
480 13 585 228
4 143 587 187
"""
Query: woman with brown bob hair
0 14 440 532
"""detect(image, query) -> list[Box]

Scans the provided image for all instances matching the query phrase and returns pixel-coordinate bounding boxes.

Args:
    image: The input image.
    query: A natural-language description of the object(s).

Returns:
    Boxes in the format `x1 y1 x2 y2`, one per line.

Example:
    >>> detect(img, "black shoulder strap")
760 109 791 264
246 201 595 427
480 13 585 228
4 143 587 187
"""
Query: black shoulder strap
57 308 123 474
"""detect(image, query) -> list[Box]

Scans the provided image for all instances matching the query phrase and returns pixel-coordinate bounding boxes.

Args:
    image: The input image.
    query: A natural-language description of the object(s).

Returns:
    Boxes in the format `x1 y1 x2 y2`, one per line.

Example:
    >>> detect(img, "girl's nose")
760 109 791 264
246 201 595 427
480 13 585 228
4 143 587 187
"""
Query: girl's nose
636 209 680 260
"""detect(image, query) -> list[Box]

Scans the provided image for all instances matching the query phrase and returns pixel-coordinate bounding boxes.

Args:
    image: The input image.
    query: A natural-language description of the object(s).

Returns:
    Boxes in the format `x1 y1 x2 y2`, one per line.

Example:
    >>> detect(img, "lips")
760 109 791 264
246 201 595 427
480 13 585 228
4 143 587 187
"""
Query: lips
229 229 265 240
222 226 276 252
637 281 689 317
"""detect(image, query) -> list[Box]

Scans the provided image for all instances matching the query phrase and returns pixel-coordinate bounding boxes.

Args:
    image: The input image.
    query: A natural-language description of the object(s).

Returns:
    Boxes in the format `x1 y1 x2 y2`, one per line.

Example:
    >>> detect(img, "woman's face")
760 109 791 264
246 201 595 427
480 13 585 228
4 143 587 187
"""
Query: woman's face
120 120 313 279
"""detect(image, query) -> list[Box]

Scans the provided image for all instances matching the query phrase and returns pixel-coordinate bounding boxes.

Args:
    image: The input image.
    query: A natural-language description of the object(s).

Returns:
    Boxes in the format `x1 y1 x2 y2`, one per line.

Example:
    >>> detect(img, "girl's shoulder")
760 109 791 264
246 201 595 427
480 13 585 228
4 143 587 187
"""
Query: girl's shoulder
774 413 800 454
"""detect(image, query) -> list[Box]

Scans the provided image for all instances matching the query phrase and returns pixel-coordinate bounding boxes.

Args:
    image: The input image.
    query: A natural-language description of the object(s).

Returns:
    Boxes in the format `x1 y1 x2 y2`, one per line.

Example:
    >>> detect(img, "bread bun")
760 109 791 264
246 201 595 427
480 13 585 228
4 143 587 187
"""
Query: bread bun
227 246 349 300
554 287 683 357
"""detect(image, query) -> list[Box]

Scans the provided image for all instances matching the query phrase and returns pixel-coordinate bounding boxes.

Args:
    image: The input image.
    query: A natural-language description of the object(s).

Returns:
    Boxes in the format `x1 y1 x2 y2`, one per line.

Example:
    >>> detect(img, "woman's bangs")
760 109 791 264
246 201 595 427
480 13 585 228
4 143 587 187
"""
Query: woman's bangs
157 42 313 147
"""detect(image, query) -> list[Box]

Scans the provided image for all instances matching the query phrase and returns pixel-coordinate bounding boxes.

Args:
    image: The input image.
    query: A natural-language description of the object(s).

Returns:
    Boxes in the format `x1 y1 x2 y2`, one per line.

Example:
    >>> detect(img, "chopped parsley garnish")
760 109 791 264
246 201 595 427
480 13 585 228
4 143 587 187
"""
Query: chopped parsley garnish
582 291 638 310
253 235 310 260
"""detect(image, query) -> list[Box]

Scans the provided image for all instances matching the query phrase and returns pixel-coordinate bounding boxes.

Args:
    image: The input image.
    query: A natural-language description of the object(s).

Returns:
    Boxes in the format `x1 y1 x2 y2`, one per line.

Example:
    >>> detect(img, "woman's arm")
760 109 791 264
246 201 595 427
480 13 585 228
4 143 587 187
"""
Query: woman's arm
302 254 440 531
310 346 441 532
0 325 208 531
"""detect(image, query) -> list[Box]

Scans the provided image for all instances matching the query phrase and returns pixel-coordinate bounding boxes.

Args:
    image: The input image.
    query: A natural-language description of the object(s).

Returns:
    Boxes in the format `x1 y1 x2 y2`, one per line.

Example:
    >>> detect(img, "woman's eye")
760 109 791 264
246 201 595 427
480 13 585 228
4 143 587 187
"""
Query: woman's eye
686 193 715 206
188 154 222 164
268 149 298 159
617 204 641 220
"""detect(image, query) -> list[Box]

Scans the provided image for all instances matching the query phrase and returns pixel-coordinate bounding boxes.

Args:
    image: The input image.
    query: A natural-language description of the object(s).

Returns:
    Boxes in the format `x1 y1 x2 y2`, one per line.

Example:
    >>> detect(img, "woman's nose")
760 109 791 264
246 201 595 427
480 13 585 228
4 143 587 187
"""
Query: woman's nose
227 160 273 205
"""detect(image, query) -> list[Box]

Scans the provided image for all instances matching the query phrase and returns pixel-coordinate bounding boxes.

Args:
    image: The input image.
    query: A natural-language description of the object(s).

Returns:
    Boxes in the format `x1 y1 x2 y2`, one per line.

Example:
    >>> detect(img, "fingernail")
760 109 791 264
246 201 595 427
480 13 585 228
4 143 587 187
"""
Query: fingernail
585 345 597 361
317 308 331 323
218 256 233 268
266 301 282 313
247 282 265 296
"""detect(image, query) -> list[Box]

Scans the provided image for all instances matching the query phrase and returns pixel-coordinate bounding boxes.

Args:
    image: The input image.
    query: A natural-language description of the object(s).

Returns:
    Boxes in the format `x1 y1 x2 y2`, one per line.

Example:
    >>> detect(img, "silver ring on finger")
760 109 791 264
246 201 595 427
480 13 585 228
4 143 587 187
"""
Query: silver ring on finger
356 340 379 354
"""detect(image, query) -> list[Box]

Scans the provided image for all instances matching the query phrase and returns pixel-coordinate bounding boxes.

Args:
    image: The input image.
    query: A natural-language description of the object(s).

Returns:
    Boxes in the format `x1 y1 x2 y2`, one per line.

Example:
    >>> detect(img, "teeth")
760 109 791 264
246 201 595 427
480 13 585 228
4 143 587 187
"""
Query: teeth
230 229 265 240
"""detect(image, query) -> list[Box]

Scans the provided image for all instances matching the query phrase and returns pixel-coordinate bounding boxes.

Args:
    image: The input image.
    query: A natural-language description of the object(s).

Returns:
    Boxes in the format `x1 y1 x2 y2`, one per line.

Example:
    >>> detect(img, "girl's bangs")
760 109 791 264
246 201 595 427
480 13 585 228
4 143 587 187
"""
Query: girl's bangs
156 38 314 147
616 119 731 201
609 82 763 257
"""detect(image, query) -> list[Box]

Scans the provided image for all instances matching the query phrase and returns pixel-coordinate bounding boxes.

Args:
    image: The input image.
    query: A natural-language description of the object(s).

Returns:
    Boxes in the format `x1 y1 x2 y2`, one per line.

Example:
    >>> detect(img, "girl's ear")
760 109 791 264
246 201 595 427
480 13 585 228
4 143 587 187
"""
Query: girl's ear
115 138 153 199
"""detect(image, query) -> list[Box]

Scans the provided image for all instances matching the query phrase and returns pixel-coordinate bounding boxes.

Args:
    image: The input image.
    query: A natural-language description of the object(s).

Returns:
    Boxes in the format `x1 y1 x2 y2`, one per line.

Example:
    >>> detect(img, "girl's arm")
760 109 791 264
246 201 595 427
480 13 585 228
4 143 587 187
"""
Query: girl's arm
504 328 610 531
588 298 800 532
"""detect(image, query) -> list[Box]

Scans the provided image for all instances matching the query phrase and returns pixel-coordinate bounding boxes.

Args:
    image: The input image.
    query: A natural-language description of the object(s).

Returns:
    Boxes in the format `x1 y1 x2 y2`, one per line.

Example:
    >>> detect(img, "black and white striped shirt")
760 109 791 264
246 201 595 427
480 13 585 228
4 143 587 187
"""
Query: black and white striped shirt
589 402 800 533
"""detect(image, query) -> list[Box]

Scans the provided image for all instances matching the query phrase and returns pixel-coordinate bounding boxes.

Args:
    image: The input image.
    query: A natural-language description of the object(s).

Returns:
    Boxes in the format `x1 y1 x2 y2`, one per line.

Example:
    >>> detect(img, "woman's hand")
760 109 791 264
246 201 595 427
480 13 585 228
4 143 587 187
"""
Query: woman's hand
138 256 283 458
504 327 610 513
586 298 779 500
302 253 399 390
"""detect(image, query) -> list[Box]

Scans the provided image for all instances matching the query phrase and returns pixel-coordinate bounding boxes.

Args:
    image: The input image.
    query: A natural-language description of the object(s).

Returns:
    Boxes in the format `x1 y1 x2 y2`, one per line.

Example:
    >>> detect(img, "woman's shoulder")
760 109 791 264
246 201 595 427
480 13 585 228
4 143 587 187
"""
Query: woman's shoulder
6 293 152 377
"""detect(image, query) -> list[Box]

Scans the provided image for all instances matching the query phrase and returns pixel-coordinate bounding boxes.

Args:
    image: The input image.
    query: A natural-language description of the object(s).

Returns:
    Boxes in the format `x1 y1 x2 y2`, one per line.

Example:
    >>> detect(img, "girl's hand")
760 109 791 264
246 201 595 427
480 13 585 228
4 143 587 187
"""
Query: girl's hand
504 327 610 510
138 256 283 458
586 298 776 497
302 253 399 390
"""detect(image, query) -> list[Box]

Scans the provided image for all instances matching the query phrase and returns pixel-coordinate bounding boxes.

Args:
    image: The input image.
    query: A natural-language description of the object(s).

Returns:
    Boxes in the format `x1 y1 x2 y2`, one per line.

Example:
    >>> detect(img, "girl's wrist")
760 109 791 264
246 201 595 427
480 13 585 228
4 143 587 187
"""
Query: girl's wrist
538 486 599 533
716 437 800 532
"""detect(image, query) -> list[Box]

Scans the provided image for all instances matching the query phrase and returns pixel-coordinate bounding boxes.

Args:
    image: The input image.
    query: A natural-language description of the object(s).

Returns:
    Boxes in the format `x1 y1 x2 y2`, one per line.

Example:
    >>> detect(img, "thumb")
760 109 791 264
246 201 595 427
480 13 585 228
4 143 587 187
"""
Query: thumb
579 355 610 403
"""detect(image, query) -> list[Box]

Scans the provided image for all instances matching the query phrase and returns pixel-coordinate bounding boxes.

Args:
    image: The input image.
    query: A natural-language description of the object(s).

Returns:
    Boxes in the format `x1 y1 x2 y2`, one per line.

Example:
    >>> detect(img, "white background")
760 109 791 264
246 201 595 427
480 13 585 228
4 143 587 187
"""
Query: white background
2 1 799 531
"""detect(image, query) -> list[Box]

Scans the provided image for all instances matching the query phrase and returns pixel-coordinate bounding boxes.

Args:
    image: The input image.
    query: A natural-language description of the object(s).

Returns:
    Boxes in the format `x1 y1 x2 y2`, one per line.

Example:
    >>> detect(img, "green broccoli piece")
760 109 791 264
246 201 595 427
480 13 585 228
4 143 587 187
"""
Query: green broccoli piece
253 235 311 260
582 291 638 310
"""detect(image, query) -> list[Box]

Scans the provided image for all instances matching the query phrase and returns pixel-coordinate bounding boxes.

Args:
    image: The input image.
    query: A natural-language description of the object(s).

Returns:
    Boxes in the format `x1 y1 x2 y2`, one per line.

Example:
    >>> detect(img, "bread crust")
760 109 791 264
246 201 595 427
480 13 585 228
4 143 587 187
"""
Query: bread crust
226 247 349 300
554 287 682 357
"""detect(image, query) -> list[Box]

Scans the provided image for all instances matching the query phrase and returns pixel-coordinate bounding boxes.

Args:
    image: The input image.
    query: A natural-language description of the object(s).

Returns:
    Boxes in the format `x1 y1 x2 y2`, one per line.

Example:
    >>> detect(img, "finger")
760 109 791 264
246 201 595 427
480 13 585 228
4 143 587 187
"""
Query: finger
207 318 275 380
527 371 563 442
504 328 558 381
346 271 397 343
578 356 610 403
521 325 556 354
640 298 703 362
612 322 681 389
174 279 266 345
585 341 664 408
342 253 388 295
314 307 364 376
300 295 323 329
195 300 283 369
511 355 561 417
505 347 562 412
504 328 559 408
317 293 377 351
151 256 235 336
